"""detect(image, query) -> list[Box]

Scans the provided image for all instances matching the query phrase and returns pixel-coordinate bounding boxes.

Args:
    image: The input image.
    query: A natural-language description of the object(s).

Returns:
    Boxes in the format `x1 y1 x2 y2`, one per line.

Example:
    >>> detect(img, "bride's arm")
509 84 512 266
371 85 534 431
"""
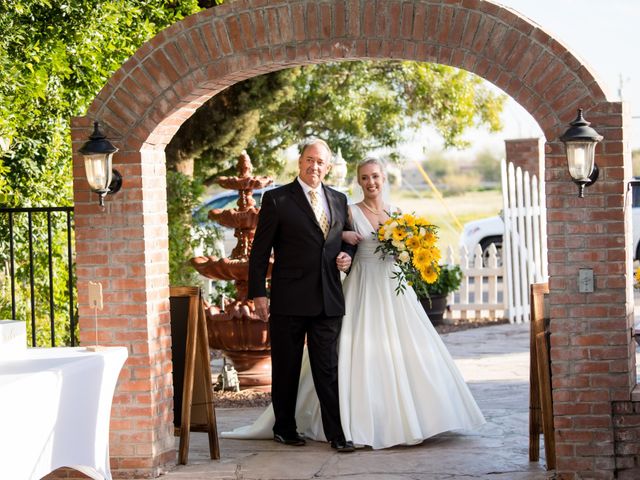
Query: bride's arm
342 230 363 245
341 207 363 245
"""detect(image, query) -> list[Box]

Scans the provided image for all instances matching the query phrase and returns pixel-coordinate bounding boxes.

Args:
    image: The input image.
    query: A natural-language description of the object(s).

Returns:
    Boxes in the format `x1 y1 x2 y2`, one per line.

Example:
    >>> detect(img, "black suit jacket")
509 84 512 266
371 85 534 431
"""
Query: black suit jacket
248 180 356 317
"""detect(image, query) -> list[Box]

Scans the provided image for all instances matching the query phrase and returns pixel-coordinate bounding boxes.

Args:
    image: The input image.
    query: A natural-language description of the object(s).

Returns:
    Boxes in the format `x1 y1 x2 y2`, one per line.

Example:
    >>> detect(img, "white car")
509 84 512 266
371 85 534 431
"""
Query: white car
460 181 640 264
459 215 504 265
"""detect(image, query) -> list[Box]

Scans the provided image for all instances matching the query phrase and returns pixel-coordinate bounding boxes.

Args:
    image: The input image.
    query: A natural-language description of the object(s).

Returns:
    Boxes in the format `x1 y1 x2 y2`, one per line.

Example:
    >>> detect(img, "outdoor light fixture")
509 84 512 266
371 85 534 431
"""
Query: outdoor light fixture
331 148 348 187
560 108 603 198
79 121 122 207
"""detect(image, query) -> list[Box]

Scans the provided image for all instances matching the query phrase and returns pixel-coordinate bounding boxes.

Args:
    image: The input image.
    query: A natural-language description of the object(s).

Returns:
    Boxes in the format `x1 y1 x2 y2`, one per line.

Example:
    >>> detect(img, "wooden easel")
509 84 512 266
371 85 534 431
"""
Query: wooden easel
529 282 555 469
169 286 220 464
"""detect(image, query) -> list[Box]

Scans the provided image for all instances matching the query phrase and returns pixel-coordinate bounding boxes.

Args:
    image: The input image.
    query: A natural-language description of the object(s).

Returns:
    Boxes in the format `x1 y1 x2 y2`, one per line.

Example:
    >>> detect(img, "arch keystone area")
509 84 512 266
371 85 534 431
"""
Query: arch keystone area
70 1 633 477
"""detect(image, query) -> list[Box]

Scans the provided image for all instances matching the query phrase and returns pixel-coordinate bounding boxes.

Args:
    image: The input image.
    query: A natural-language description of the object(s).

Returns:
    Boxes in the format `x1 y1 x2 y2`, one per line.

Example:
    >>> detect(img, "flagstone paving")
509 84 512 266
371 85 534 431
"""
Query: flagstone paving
155 323 555 480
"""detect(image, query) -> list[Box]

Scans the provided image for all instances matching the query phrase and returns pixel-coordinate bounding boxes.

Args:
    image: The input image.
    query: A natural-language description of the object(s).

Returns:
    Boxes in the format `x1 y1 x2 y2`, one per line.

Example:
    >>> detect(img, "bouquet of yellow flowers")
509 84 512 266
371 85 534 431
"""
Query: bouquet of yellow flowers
635 266 640 289
374 211 442 298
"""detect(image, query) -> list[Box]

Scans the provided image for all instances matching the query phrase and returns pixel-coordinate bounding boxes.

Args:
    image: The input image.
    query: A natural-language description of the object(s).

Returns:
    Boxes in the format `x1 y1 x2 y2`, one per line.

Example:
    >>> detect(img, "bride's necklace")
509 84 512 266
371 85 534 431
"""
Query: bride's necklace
361 201 384 215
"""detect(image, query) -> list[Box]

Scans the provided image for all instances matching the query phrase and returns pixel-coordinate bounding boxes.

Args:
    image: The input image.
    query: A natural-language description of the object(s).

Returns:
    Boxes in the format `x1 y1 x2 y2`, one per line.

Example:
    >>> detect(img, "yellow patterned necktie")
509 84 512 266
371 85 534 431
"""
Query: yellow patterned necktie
309 190 330 238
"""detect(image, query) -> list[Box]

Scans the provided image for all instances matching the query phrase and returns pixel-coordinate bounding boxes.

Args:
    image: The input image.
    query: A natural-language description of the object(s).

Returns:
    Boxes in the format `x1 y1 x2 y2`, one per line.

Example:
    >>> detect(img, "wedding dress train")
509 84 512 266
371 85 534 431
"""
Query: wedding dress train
222 205 485 448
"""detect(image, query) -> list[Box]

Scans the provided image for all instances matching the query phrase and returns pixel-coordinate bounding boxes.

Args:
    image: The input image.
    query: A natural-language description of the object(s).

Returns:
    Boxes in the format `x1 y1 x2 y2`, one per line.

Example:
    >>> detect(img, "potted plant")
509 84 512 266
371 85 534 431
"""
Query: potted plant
418 264 463 325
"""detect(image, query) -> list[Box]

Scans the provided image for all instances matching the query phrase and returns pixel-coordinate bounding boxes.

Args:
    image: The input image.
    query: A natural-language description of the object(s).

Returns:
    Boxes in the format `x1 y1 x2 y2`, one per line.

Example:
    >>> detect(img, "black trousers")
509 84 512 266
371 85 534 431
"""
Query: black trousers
269 312 344 442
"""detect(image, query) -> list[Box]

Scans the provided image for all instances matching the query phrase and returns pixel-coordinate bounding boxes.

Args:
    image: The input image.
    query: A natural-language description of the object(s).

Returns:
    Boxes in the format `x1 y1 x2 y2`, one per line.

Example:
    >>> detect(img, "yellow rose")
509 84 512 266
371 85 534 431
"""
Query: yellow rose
398 251 410 263
392 240 407 251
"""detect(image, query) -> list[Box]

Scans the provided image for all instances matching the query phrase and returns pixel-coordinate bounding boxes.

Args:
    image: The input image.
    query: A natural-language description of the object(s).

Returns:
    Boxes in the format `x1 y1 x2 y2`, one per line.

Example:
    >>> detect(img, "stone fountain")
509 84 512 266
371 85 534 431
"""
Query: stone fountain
191 151 273 390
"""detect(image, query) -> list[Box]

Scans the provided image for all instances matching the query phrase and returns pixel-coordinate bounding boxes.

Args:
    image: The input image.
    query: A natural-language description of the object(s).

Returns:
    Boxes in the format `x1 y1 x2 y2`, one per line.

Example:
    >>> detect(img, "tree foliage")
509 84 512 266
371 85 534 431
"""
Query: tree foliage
0 0 507 307
252 61 505 172
0 0 207 345
0 0 204 206
167 61 506 185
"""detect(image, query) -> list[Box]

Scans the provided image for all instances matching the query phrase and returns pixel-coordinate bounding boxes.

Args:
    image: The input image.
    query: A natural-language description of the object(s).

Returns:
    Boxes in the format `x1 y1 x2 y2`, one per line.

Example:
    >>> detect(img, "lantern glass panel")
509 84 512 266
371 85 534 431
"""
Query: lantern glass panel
566 141 596 181
84 153 113 191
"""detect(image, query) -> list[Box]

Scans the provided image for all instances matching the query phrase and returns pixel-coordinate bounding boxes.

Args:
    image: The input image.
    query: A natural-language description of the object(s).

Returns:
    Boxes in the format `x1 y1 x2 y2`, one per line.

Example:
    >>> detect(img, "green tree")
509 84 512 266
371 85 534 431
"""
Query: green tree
0 0 205 207
169 61 506 184
0 0 210 345
423 151 455 182
474 148 502 184
252 61 505 175
165 61 505 284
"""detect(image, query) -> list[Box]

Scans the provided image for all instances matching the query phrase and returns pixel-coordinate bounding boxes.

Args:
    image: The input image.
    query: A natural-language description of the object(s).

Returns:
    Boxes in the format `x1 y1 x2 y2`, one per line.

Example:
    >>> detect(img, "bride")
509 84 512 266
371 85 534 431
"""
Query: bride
223 158 485 449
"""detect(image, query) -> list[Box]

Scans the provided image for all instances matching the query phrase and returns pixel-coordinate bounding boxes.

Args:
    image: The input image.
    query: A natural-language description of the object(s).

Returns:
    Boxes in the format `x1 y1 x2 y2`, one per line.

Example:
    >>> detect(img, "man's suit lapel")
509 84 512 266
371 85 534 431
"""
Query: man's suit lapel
322 185 340 232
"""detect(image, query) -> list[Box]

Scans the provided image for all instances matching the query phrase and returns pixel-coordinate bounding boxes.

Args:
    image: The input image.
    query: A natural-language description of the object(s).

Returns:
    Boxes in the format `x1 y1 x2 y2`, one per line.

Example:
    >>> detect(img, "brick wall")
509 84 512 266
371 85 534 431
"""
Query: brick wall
613 401 640 478
504 137 544 180
71 1 631 478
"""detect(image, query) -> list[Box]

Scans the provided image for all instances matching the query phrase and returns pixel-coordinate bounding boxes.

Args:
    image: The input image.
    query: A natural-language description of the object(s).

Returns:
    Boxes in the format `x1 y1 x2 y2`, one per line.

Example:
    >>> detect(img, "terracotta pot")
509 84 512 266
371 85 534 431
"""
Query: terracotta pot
419 293 448 326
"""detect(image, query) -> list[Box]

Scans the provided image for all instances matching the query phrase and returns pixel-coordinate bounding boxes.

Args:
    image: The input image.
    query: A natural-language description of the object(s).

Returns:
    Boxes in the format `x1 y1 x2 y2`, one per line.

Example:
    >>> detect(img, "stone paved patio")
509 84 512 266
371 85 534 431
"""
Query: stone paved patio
152 323 557 480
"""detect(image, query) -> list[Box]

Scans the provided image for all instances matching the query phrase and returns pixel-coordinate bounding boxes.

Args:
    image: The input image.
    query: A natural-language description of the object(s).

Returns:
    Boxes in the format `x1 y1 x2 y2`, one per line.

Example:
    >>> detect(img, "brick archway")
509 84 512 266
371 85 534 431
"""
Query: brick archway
71 1 633 478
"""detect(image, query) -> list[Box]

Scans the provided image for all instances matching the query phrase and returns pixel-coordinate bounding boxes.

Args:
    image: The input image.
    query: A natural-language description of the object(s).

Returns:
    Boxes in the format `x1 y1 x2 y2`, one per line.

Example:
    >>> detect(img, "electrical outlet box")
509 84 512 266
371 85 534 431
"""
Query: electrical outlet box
578 268 594 293
88 281 103 310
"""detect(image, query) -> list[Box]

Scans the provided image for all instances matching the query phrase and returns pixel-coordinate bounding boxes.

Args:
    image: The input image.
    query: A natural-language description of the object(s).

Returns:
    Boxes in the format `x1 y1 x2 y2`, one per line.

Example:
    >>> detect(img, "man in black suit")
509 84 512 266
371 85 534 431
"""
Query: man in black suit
248 138 356 452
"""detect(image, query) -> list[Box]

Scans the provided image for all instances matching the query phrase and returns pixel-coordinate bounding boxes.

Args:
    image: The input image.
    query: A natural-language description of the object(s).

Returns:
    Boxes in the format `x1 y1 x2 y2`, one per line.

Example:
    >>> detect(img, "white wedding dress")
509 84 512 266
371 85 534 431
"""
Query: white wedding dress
222 205 485 449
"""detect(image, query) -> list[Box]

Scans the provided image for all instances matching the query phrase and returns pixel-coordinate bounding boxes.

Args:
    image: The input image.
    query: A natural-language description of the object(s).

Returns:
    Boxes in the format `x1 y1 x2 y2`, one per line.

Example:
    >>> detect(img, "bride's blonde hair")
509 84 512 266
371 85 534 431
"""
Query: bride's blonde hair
356 157 386 177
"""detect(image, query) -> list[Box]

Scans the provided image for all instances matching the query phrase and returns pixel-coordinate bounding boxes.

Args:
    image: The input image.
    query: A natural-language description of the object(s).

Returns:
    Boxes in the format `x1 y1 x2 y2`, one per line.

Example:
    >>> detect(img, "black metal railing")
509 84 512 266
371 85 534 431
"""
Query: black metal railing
0 206 77 347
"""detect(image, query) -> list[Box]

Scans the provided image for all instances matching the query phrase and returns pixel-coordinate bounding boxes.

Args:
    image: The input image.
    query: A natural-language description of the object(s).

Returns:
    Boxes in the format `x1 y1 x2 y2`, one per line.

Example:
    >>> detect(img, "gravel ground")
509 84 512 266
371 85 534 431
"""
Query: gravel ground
211 317 509 408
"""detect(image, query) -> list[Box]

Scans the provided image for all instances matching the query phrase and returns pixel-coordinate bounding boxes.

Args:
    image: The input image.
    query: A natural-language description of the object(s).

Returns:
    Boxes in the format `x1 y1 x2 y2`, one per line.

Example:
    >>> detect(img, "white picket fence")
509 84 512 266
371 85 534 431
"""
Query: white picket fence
502 160 548 323
443 160 548 323
444 244 505 321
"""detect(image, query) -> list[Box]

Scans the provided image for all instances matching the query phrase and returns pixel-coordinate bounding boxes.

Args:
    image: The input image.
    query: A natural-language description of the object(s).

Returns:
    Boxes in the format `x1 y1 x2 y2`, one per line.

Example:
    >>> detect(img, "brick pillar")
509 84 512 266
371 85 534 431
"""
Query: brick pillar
504 137 544 180
71 117 174 477
544 104 630 479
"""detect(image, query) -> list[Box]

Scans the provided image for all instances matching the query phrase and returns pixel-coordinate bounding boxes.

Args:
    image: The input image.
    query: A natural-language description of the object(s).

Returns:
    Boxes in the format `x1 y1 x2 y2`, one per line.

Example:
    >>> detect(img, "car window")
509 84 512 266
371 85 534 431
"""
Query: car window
632 183 640 209
207 195 239 210
197 192 267 220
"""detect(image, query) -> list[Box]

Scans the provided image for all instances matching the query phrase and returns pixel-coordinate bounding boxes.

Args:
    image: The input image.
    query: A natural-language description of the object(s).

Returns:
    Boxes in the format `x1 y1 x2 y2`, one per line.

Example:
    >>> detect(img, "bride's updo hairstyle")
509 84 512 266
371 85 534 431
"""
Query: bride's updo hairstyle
356 157 386 178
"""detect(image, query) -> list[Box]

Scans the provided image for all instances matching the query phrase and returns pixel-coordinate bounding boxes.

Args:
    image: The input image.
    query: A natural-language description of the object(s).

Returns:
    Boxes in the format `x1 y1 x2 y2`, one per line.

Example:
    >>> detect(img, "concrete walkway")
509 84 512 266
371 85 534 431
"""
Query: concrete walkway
158 323 554 479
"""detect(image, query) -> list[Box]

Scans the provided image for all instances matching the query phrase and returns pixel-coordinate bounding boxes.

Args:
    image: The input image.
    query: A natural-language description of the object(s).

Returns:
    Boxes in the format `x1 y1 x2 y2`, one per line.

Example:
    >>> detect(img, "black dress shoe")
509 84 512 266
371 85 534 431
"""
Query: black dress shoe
274 432 306 446
330 437 355 453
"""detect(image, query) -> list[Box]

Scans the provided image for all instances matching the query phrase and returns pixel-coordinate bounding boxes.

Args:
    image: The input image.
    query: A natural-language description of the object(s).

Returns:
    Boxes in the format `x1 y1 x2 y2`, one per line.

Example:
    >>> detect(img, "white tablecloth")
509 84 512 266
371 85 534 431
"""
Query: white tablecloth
0 346 128 480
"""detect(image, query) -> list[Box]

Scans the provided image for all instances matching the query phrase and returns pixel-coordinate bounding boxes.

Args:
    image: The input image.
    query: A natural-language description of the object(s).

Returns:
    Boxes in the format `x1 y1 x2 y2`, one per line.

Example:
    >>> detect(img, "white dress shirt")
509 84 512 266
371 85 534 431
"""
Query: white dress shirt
297 177 331 221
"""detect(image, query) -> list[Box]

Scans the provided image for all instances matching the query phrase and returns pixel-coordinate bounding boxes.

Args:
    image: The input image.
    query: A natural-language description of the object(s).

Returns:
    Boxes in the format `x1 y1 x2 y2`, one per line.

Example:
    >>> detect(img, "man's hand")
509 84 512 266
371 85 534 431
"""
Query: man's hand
336 252 352 272
253 296 269 322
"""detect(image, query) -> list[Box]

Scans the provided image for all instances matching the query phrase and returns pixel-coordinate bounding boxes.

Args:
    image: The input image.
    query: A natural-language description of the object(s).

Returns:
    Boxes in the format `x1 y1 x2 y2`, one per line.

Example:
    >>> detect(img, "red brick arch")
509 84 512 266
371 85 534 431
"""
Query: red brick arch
71 1 633 478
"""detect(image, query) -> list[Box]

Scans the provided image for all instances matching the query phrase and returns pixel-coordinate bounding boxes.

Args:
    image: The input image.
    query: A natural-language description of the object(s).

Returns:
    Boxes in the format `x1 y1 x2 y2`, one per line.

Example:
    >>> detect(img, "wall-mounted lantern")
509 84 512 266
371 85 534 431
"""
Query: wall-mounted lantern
560 109 603 198
78 121 122 207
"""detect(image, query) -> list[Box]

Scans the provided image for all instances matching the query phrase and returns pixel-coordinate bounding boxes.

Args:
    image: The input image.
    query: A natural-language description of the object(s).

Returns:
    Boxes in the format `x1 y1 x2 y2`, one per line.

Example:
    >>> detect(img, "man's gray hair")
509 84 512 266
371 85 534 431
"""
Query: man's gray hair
298 137 333 160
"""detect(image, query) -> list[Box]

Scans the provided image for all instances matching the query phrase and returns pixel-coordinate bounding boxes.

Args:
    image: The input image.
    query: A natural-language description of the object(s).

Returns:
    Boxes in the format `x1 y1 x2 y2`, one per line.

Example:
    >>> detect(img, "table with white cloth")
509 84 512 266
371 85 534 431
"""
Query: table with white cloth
0 346 128 480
